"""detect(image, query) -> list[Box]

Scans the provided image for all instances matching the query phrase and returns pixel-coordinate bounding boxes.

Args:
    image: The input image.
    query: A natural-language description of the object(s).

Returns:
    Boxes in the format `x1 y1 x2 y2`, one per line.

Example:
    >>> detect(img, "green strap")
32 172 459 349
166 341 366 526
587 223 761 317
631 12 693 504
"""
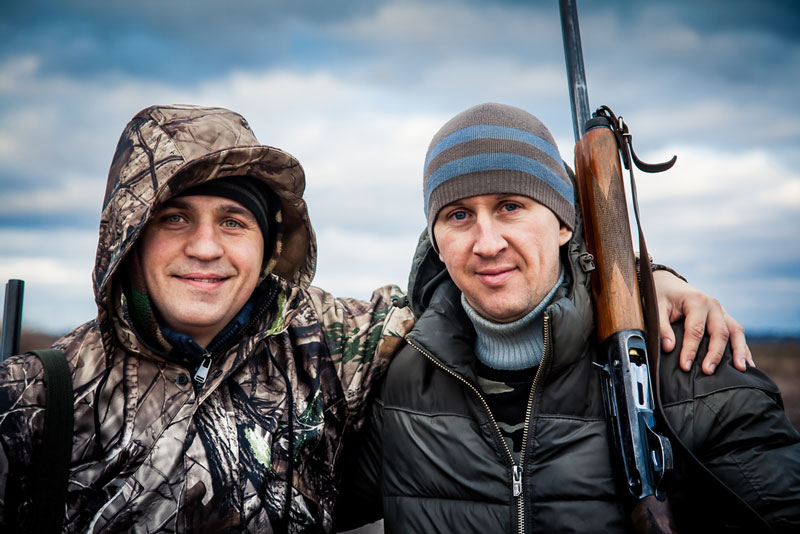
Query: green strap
28 349 73 534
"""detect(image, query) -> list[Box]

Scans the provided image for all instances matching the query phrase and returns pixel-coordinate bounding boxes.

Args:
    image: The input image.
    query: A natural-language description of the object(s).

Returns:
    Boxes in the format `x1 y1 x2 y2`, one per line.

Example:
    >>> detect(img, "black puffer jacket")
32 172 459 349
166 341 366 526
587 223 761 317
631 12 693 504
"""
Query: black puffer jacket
336 228 800 533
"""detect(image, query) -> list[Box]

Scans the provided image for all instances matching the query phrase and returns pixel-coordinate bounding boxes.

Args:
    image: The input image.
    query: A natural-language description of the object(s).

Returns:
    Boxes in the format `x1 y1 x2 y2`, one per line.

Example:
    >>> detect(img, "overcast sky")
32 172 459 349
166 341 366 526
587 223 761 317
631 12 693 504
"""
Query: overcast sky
1 0 798 336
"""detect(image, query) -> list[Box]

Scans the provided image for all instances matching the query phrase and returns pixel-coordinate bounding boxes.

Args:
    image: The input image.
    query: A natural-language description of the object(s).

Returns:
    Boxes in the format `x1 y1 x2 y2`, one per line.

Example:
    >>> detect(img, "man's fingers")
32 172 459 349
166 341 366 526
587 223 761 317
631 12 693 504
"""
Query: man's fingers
701 329 729 375
746 346 756 368
697 300 729 375
725 313 750 371
679 315 705 372
658 301 677 353
729 332 749 371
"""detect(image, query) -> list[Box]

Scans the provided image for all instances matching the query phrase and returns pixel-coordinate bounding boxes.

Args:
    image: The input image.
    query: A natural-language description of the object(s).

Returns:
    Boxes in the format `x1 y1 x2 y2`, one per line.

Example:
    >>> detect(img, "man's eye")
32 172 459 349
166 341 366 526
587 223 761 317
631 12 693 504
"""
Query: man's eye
222 219 243 228
451 211 467 221
502 203 521 212
165 214 185 223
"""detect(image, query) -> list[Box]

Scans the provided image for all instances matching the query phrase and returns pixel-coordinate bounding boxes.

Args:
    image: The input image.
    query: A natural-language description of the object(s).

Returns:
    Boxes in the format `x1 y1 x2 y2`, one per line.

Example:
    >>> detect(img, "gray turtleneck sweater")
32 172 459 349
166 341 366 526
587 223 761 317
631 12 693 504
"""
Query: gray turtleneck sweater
462 269 564 370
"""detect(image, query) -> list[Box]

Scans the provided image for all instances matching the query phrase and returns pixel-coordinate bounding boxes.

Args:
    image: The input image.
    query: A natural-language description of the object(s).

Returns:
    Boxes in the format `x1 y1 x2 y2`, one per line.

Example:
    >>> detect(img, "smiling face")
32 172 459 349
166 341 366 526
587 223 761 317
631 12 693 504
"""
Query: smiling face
433 194 572 324
138 194 264 347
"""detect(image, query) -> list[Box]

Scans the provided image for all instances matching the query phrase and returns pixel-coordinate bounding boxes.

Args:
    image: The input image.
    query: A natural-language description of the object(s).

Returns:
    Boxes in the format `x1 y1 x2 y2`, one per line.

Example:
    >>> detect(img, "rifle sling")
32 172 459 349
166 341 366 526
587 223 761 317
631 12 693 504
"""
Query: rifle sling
28 349 73 534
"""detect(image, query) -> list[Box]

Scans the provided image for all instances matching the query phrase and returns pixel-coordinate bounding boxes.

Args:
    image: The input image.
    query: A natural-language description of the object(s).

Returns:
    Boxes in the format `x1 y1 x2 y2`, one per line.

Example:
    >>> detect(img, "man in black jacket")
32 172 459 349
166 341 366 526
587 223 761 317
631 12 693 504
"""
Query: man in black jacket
336 103 800 533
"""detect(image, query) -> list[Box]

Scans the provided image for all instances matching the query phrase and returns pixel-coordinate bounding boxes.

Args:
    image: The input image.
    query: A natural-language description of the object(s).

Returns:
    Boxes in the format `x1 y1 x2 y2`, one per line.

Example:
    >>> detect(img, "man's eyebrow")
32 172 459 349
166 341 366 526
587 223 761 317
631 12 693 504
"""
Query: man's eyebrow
218 203 257 219
158 198 257 220
160 198 191 210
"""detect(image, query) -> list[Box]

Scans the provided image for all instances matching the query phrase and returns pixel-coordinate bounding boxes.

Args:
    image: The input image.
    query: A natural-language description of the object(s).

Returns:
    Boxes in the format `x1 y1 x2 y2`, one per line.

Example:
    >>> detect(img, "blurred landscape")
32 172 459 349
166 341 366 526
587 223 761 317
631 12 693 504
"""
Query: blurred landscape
747 338 800 430
5 328 800 430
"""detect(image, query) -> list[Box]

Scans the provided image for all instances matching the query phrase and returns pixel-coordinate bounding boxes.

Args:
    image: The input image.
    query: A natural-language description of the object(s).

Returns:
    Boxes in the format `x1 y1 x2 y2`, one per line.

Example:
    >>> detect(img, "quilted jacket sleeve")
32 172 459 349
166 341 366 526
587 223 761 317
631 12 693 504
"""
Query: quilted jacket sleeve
661 324 800 532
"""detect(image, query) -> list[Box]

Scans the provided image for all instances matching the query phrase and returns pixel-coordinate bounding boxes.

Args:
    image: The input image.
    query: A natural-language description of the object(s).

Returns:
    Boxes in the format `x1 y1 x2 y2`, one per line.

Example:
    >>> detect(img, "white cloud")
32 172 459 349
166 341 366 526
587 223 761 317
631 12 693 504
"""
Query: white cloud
0 99 58 162
0 257 89 286
637 145 800 218
0 228 96 281
413 59 566 105
185 69 441 191
629 101 800 148
0 229 97 334
0 226 95 251
0 55 40 92
1 174 104 214
312 226 421 298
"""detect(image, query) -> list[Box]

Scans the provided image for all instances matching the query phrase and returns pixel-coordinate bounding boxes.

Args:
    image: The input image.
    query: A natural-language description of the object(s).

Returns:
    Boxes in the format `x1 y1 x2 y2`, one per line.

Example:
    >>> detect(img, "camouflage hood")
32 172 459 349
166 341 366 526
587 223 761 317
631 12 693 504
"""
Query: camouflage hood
94 104 316 351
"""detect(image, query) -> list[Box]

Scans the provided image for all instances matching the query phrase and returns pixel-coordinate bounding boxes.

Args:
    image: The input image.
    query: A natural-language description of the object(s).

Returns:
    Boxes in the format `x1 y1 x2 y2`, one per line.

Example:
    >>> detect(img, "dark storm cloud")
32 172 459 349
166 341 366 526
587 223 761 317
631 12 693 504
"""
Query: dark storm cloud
1 0 381 82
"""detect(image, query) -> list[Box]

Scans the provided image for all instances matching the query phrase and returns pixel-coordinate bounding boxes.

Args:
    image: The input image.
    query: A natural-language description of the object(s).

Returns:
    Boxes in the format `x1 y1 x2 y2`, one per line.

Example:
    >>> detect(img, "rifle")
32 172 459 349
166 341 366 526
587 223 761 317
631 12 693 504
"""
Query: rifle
558 1 677 531
1 279 25 362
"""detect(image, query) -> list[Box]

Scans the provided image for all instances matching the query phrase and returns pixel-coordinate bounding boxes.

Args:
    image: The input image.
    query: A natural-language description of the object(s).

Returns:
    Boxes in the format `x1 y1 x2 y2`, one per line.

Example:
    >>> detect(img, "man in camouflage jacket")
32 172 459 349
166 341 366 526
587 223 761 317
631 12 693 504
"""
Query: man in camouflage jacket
0 105 413 533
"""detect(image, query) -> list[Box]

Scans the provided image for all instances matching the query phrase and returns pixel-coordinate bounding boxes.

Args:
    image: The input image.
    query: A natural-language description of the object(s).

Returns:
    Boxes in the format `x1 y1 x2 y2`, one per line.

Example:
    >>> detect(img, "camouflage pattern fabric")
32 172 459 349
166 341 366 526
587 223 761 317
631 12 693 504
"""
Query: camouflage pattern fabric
0 105 414 533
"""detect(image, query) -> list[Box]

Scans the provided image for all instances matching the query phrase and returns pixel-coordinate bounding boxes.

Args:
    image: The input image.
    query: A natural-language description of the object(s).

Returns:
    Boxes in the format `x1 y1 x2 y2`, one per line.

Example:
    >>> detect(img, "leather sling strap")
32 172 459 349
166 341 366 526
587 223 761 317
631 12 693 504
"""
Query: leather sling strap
28 349 73 534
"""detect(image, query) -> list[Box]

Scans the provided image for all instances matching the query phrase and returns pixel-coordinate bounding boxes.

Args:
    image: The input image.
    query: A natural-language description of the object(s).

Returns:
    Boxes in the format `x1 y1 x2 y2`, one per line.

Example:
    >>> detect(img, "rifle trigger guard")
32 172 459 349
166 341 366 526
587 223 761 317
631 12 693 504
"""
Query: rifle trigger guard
645 424 674 498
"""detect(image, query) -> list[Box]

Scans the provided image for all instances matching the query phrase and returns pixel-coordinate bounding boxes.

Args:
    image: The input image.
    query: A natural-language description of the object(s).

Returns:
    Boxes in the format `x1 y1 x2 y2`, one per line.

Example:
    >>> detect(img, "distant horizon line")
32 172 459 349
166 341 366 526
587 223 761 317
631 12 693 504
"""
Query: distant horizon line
7 325 800 344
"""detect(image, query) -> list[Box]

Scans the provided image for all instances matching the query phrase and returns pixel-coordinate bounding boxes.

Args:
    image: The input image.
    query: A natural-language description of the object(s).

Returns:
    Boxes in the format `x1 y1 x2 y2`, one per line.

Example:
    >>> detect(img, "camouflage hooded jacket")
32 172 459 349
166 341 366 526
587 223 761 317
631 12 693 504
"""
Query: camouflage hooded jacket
0 105 413 533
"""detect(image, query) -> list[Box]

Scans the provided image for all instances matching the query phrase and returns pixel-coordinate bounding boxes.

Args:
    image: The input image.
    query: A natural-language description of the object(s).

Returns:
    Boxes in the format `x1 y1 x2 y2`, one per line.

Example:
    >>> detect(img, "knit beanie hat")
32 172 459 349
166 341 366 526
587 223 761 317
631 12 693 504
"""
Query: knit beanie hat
423 103 575 250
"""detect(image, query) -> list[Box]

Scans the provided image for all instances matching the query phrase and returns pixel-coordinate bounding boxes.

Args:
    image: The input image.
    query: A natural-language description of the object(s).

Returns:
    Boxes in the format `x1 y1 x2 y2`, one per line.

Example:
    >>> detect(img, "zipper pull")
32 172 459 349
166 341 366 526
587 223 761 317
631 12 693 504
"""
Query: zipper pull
193 353 212 385
512 465 523 497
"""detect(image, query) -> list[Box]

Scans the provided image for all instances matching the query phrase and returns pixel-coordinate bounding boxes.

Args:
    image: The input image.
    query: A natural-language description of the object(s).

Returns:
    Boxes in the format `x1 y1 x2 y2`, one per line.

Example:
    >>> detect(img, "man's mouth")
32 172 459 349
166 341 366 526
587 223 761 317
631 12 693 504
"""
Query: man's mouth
475 267 516 286
175 274 231 287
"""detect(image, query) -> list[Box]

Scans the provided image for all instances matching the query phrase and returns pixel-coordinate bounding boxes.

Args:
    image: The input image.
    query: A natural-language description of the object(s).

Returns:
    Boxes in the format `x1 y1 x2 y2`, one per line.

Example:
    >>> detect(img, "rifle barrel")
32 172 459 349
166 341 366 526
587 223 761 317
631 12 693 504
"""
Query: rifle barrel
1 279 25 361
558 0 591 142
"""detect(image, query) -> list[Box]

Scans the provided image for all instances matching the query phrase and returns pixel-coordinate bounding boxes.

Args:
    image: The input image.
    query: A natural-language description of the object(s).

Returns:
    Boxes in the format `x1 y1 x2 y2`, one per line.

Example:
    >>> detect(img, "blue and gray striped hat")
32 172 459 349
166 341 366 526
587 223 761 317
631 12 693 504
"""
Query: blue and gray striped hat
424 102 575 248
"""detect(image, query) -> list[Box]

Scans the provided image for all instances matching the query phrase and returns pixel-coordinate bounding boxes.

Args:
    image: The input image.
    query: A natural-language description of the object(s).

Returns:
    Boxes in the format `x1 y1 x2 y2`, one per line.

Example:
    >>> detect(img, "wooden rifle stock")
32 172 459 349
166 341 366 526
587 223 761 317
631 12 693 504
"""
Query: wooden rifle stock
574 126 644 340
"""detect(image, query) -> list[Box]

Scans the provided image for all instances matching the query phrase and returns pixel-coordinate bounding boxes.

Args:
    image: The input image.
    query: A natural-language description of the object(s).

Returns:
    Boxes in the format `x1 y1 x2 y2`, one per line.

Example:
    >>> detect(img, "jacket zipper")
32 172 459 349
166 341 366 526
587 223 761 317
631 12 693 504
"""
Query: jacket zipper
408 333 551 533
406 339 518 475
515 314 550 534
193 352 213 384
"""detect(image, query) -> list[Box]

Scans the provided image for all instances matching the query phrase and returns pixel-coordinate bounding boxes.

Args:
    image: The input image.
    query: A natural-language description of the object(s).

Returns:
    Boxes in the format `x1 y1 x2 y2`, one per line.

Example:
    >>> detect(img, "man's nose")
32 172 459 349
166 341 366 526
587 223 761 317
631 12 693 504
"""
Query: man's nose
472 216 507 257
184 222 224 260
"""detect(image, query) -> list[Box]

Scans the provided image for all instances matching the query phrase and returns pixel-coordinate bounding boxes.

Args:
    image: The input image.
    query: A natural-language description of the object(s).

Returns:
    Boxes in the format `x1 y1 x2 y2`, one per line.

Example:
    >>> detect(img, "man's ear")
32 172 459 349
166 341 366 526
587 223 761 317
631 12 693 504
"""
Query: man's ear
558 225 573 246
